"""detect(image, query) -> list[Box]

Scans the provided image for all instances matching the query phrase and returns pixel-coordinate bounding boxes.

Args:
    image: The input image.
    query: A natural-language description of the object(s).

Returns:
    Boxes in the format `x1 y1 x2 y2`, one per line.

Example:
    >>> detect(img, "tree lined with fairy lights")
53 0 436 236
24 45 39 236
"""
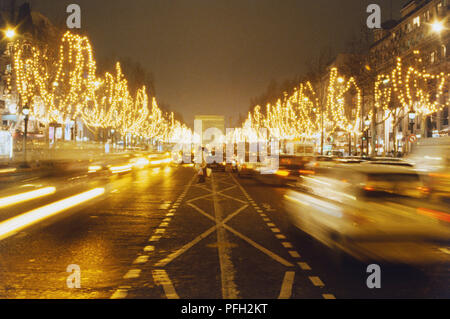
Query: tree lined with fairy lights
11 31 190 144
239 56 449 155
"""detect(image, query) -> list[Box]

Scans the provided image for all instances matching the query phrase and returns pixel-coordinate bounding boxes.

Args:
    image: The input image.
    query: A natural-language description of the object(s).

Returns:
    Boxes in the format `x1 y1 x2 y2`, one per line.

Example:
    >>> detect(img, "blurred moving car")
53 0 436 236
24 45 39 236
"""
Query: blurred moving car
206 148 227 172
236 151 262 177
284 163 450 264
254 155 314 186
365 157 414 167
408 137 450 200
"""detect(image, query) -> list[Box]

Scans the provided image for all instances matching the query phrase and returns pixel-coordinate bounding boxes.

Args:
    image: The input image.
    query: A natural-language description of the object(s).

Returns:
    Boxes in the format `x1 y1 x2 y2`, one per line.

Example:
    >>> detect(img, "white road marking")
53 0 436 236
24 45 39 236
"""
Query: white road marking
149 235 161 242
123 269 141 279
152 269 179 299
323 294 336 299
282 242 293 249
155 228 166 234
298 262 311 270
110 288 128 299
439 248 450 255
163 218 171 222
309 276 325 287
155 204 249 268
223 224 293 267
211 173 239 299
271 228 281 233
289 251 301 258
278 271 295 299
276 234 286 240
159 222 169 227
133 255 149 264
267 223 276 227
144 246 155 252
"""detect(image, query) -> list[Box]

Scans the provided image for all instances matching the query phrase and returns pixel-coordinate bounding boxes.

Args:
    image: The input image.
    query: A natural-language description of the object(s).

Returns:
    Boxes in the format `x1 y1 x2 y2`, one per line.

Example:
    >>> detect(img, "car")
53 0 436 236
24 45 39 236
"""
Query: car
284 164 450 264
236 152 262 177
253 155 314 186
407 137 450 200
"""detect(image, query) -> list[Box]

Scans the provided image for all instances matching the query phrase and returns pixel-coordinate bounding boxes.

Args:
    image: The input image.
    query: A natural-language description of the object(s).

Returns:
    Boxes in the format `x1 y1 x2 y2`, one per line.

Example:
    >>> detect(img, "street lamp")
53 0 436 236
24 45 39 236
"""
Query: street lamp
432 21 444 34
22 105 30 165
4 28 15 39
408 109 416 122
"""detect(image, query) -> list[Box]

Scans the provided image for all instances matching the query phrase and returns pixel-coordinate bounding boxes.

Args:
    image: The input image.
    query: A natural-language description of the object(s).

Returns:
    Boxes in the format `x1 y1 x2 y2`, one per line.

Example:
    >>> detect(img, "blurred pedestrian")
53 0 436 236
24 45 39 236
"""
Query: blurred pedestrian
197 147 207 183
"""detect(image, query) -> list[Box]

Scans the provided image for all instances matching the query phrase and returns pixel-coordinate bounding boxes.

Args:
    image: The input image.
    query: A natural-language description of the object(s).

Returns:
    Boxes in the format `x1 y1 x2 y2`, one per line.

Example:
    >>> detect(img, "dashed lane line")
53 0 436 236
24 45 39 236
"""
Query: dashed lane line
110 173 197 299
123 269 141 279
278 271 295 299
229 172 337 299
309 276 325 287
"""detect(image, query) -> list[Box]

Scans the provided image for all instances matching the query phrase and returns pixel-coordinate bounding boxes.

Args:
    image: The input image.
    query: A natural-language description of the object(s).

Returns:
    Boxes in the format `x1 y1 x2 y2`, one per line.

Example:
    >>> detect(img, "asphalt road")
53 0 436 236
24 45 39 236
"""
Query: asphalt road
0 165 448 299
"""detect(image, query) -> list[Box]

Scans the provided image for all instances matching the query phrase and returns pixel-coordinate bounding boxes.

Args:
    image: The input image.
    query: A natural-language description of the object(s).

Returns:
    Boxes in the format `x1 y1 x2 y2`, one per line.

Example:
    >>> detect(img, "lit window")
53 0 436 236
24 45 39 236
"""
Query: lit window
431 51 436 63
413 16 420 27
442 45 447 57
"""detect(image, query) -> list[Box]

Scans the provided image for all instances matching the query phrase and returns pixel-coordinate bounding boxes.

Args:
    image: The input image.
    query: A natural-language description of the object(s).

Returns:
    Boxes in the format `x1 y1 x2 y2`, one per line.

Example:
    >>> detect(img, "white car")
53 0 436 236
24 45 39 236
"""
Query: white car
284 164 450 264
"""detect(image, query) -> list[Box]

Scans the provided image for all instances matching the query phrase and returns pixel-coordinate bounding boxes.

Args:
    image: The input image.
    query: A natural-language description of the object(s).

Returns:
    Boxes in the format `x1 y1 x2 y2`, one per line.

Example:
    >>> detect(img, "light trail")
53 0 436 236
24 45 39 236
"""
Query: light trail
0 188 105 241
0 187 56 209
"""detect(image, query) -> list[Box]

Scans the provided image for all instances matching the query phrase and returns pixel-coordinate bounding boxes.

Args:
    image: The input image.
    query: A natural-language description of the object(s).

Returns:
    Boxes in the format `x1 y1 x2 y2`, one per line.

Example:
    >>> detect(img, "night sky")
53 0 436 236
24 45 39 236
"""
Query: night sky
23 0 404 127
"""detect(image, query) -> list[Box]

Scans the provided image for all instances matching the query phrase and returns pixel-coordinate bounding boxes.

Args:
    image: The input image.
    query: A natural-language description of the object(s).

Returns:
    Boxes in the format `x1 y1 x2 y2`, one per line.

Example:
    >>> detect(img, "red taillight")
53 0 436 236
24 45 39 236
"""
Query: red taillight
364 186 375 191
417 207 450 223
417 186 430 193
299 170 315 175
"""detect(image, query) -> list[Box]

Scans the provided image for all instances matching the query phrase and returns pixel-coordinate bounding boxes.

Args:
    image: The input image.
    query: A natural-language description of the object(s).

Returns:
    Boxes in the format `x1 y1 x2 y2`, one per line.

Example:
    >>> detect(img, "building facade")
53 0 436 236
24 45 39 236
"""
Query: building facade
368 0 450 155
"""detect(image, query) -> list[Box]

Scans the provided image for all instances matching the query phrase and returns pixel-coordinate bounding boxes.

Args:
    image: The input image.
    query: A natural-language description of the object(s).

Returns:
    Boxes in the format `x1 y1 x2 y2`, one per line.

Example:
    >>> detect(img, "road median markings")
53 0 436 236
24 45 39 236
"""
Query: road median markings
288 251 301 258
152 269 179 299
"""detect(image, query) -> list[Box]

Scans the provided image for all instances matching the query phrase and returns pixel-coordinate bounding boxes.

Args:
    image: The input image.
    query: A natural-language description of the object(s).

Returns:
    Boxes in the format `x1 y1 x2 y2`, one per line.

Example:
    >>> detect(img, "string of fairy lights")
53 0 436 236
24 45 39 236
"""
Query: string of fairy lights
10 30 449 146
11 31 191 143
238 59 449 144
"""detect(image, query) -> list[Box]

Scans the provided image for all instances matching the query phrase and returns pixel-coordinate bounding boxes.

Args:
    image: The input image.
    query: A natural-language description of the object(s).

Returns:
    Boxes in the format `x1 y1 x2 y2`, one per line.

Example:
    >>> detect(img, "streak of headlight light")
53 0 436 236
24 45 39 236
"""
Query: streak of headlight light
284 194 343 218
150 158 172 165
0 168 17 174
110 165 132 173
0 188 105 241
0 187 56 208
88 165 102 173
